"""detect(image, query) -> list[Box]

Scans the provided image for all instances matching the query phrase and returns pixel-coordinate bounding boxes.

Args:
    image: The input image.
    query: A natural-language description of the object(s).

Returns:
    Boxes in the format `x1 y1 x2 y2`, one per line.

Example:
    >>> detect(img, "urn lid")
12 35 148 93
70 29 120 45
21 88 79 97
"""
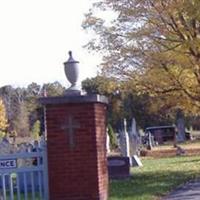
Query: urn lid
64 51 79 64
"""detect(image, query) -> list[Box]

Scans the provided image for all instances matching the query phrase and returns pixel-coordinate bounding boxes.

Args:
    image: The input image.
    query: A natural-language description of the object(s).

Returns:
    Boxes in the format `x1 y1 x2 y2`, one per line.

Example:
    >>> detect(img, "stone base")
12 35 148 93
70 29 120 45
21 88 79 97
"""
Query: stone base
64 89 81 96
107 156 130 179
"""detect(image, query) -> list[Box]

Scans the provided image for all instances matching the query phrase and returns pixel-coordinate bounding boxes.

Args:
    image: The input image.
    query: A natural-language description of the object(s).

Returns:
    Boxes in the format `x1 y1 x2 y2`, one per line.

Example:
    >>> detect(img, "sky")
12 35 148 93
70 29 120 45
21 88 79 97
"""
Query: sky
0 0 100 88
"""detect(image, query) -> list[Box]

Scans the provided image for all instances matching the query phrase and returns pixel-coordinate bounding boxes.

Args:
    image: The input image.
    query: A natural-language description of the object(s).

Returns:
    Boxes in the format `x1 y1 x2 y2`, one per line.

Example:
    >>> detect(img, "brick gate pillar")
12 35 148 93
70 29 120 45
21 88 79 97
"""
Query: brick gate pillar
40 95 108 200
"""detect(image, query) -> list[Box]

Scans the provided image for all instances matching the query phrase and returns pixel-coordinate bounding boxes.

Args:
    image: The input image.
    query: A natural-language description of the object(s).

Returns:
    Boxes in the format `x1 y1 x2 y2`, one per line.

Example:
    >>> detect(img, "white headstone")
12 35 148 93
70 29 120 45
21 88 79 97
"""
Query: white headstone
119 119 131 165
129 118 142 167
131 118 137 135
106 128 111 154
129 118 139 155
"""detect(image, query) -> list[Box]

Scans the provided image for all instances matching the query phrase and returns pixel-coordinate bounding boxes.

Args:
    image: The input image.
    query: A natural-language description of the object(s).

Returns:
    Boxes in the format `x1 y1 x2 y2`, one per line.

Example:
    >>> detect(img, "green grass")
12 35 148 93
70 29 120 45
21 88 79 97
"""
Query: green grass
157 140 200 148
109 155 200 200
7 192 41 200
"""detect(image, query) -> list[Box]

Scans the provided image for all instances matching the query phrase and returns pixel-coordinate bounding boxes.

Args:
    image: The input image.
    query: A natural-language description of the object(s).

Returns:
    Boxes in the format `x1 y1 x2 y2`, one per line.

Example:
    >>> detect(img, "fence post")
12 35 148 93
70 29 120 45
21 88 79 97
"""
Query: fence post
42 136 49 200
42 104 49 200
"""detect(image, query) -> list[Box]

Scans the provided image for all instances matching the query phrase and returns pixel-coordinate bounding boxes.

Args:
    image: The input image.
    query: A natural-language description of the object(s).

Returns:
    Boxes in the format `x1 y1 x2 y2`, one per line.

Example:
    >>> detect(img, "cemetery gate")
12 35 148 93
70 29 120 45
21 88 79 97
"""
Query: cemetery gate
0 139 49 200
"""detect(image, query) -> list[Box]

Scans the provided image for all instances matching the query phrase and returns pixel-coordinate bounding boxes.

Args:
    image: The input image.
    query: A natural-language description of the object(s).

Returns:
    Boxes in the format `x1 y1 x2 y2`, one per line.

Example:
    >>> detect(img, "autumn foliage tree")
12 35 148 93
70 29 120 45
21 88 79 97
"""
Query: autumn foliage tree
0 82 65 138
82 76 123 126
83 0 200 114
82 76 172 129
0 98 8 131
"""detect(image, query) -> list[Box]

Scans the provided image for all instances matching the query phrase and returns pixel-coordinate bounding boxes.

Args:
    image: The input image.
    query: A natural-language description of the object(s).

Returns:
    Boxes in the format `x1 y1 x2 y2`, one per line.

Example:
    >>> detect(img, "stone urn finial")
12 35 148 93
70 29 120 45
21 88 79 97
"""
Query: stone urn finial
64 51 80 94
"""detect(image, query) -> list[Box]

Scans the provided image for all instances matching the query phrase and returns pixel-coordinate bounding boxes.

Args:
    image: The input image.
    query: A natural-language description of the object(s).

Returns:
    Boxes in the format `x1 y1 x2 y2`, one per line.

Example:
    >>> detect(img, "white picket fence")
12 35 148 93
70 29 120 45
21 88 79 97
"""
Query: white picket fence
0 143 49 200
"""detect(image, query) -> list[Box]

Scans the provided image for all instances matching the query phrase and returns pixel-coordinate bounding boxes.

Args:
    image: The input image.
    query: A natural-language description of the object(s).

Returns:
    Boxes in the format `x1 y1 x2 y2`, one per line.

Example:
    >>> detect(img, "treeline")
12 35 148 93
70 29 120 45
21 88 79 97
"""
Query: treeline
0 77 197 139
0 81 65 138
82 0 200 126
0 77 171 139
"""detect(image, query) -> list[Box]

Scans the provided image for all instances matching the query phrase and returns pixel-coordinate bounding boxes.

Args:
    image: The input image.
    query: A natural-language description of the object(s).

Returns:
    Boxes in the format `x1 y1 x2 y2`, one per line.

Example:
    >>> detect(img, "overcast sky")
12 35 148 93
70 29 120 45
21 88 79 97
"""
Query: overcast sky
0 0 100 87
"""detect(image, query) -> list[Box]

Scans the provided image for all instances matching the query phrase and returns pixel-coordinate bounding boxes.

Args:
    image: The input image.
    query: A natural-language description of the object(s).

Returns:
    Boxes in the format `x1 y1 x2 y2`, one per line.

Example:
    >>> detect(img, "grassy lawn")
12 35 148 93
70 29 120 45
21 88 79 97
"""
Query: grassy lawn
109 155 200 200
13 195 40 200
153 140 200 150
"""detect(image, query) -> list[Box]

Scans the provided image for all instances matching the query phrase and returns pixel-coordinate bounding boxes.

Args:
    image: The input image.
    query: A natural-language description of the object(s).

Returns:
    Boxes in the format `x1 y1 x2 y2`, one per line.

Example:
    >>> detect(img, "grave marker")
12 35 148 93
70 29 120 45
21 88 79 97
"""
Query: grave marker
107 156 130 179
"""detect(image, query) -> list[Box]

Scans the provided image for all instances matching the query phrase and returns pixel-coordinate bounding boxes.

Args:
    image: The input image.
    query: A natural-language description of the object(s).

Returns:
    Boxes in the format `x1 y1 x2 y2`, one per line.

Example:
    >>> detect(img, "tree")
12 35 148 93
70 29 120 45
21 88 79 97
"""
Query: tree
0 85 17 130
0 98 8 131
83 0 200 113
82 75 119 94
107 124 118 149
25 82 41 112
13 101 30 137
82 76 123 128
25 82 41 129
42 81 65 97
0 82 66 138
82 76 173 129
31 120 41 140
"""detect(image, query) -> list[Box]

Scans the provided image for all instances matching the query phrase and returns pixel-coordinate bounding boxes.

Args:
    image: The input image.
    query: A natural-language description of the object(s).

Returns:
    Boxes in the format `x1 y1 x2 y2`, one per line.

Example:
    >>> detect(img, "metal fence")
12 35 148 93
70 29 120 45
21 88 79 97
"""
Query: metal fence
0 144 48 200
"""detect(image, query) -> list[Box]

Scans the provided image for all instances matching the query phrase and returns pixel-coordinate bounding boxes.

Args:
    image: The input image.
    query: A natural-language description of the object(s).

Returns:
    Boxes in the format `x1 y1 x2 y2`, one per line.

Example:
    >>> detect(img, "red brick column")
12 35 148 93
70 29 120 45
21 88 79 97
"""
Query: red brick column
40 95 108 200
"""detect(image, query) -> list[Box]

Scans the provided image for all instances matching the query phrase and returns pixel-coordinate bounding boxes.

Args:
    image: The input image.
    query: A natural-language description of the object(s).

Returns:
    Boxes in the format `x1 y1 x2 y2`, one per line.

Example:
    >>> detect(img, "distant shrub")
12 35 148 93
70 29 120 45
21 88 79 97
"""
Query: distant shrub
140 149 148 157
0 131 6 138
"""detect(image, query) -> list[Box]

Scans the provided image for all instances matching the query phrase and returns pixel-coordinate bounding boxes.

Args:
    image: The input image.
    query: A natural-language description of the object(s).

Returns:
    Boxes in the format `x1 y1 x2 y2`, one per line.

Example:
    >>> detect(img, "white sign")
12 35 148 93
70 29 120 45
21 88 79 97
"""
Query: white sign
0 159 17 169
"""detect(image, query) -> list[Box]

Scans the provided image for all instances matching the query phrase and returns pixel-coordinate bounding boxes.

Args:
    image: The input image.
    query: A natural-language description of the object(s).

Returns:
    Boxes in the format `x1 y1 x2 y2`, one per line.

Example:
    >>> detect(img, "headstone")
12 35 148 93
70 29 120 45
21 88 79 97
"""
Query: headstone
106 128 111 154
176 118 185 142
129 118 142 155
129 118 143 167
147 132 153 150
176 110 186 142
107 156 130 179
119 119 131 159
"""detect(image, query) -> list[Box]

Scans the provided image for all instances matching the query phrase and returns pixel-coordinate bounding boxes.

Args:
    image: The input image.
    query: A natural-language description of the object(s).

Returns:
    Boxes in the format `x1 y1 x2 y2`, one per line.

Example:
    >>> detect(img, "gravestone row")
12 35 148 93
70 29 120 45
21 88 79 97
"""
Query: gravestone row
107 118 143 179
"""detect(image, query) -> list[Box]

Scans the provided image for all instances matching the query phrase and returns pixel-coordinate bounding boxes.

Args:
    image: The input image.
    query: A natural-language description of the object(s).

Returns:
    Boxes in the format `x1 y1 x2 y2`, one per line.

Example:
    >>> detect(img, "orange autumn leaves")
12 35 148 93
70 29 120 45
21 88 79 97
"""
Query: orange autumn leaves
0 98 8 131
